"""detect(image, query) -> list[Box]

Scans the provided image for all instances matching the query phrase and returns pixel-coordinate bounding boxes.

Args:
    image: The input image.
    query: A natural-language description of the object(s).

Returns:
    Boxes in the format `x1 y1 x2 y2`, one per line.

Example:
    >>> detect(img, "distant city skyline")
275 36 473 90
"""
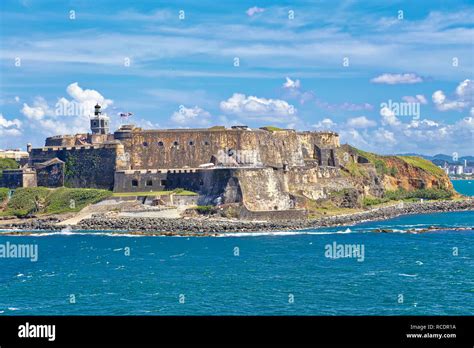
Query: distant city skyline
0 0 473 155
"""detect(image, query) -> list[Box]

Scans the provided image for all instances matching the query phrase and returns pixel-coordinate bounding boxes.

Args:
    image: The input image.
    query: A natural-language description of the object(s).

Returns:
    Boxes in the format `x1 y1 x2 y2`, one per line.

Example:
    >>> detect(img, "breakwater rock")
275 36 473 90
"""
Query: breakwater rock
76 199 474 235
1 199 472 236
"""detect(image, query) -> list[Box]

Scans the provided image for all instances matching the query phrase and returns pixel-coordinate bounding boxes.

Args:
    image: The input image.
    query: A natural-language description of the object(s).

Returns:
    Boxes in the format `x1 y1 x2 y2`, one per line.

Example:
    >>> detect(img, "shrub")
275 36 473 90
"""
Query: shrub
45 188 112 214
195 205 215 214
0 188 10 203
384 188 452 200
364 188 453 207
6 187 50 217
6 187 112 217
362 196 390 206
0 158 19 171
261 126 284 132
374 159 388 175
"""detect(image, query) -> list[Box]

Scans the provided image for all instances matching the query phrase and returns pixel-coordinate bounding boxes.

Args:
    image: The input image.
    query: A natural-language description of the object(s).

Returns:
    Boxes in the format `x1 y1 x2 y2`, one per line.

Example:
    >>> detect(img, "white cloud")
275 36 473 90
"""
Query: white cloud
373 128 397 145
312 118 337 130
246 7 265 17
20 82 113 136
338 129 369 147
220 93 297 123
380 107 401 126
432 79 472 111
346 116 376 128
170 105 212 126
21 96 51 120
1 8 472 81
456 79 473 97
371 73 423 84
432 90 446 104
14 96 20 103
0 114 22 129
336 114 473 155
283 77 301 89
65 82 113 112
402 95 427 104
315 100 373 111
0 113 22 137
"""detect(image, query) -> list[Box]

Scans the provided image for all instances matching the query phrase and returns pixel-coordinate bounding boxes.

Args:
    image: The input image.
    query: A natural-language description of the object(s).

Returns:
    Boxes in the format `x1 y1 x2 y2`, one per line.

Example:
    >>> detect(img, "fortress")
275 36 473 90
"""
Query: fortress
1 104 353 218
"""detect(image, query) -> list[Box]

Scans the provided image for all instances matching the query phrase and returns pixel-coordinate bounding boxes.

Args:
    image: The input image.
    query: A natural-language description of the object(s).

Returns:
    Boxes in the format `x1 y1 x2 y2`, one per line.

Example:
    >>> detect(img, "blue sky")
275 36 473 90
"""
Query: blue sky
0 0 473 155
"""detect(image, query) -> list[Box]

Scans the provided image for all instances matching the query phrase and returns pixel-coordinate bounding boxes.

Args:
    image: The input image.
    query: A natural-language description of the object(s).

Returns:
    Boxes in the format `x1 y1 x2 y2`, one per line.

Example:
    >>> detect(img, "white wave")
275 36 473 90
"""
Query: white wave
8 307 20 311
0 228 22 233
170 252 186 258
337 228 352 234
42 273 56 277
10 231 148 238
398 273 418 277
416 261 423 265
25 231 79 237
216 230 343 237
61 226 73 233
15 273 24 277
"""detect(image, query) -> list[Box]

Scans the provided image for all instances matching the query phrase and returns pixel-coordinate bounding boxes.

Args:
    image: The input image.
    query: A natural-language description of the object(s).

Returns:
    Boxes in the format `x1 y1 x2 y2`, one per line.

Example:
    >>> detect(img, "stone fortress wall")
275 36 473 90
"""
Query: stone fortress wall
113 126 339 170
7 108 343 217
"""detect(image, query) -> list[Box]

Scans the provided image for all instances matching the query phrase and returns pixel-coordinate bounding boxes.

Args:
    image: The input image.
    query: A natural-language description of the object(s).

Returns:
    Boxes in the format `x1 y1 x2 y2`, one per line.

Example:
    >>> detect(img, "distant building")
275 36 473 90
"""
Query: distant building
0 149 29 161
0 149 29 166
455 165 464 175
464 166 473 174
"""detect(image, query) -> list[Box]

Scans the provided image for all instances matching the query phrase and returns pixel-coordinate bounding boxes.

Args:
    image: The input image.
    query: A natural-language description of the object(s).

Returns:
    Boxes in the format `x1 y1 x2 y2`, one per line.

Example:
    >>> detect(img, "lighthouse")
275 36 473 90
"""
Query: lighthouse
90 104 110 135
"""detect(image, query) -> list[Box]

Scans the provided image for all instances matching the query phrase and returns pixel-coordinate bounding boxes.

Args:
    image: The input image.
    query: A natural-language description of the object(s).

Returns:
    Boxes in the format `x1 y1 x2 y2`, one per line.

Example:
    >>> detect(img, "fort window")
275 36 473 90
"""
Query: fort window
146 180 153 186
189 141 194 146
132 179 139 187
160 180 167 186
158 141 164 147
203 140 210 146
143 141 148 147
173 141 179 146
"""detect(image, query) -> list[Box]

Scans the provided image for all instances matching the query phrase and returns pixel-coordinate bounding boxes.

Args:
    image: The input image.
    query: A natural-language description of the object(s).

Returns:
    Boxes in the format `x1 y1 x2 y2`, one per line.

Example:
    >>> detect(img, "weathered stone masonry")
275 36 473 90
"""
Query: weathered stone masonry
5 105 343 216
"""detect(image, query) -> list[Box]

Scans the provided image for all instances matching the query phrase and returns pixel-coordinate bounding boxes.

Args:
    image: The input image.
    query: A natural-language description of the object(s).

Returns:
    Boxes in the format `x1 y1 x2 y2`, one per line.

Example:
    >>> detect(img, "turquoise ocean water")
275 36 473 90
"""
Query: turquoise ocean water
0 181 472 315
452 179 474 196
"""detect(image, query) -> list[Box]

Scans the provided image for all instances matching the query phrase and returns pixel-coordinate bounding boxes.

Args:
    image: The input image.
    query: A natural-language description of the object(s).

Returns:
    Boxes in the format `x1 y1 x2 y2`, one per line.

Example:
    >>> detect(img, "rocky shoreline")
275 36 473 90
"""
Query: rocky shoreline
0 199 472 236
